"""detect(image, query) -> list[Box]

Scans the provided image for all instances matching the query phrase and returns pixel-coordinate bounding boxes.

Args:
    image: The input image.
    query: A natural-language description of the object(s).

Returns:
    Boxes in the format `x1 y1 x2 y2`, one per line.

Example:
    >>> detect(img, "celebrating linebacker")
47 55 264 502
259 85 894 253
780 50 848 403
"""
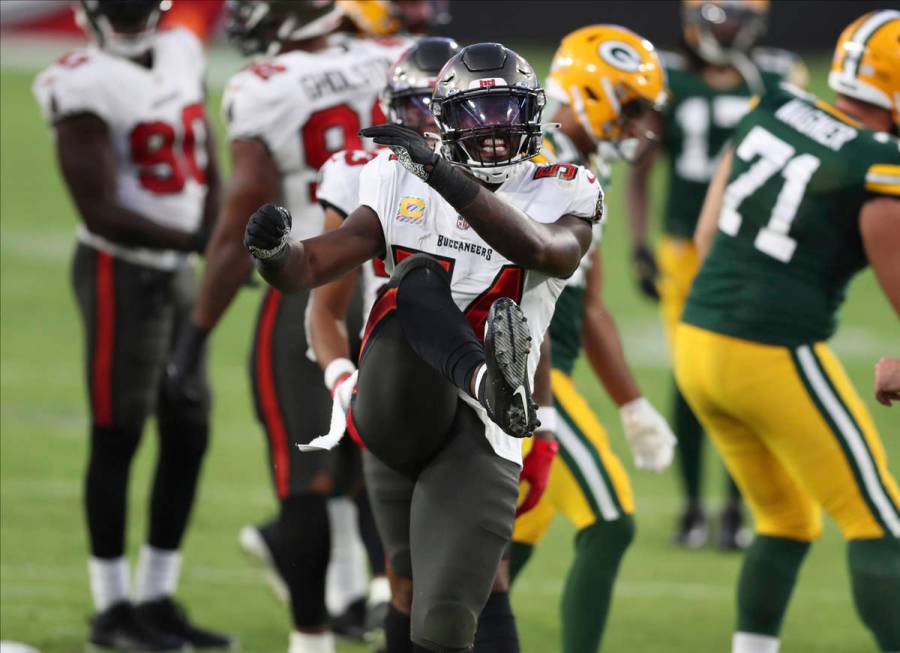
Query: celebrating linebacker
244 43 602 651
677 10 900 653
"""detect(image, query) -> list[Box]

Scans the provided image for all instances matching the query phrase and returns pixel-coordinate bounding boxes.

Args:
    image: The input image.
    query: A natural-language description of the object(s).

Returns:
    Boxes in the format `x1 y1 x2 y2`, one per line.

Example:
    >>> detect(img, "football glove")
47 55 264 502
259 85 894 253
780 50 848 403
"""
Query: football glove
632 245 660 301
516 437 559 517
164 322 209 407
620 397 676 472
360 124 438 181
244 203 292 265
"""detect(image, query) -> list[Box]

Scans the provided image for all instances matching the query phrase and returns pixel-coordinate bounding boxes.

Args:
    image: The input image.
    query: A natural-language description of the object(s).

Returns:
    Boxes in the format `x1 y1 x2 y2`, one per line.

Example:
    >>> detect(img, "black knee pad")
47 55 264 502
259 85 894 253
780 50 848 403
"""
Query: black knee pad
418 601 477 652
390 253 450 289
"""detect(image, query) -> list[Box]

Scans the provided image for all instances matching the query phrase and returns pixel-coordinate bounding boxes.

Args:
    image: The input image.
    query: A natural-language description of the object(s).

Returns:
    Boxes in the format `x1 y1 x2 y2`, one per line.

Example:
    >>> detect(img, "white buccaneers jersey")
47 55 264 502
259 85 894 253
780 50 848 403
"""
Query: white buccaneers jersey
222 35 411 241
33 28 209 270
317 148 388 327
358 152 605 464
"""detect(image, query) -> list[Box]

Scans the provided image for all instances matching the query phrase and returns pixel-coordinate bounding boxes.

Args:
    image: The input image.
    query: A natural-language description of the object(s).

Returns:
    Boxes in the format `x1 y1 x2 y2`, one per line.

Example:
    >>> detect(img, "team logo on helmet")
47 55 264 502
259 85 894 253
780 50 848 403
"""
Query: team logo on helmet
597 41 644 73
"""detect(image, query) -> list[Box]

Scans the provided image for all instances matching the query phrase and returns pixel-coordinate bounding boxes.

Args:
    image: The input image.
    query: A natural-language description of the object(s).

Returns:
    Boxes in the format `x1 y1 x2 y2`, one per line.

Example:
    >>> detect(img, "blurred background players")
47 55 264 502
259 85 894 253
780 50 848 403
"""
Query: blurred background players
626 0 808 550
163 1 413 651
508 25 677 653
677 10 900 652
32 0 230 649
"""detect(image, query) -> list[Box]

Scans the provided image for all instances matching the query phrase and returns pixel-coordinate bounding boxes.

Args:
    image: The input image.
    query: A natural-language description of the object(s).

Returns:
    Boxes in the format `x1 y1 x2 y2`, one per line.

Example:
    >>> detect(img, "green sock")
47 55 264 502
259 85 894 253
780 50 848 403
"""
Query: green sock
508 541 534 585
672 382 704 505
561 516 635 653
848 537 900 651
736 535 810 635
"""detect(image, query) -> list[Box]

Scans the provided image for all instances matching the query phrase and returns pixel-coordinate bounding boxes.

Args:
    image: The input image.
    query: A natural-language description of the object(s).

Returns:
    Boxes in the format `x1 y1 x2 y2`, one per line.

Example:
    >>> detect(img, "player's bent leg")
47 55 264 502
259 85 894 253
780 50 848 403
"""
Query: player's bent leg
848 538 900 651
509 484 556 582
408 410 520 652
549 369 634 653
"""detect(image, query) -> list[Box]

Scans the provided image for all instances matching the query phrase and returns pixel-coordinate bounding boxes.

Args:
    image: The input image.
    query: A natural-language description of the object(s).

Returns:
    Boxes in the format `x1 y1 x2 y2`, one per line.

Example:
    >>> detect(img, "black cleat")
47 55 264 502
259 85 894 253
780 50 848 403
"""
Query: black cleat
239 520 288 604
88 601 185 652
135 598 234 650
479 298 538 438
673 505 709 549
718 505 752 551
330 597 368 642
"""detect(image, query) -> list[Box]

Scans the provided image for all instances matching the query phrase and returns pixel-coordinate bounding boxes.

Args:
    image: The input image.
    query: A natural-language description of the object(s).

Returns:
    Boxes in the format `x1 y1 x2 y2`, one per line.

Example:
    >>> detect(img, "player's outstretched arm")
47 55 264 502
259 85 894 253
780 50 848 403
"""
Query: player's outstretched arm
581 249 675 472
55 114 205 252
246 204 385 293
308 208 360 374
694 147 734 262
860 196 900 317
360 124 592 278
625 121 661 301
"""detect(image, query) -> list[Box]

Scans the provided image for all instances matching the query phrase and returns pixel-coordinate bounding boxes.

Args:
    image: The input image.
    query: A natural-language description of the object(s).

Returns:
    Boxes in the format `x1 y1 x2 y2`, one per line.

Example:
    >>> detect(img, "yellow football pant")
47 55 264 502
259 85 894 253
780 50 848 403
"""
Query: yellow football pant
657 236 700 351
675 323 900 541
513 369 634 545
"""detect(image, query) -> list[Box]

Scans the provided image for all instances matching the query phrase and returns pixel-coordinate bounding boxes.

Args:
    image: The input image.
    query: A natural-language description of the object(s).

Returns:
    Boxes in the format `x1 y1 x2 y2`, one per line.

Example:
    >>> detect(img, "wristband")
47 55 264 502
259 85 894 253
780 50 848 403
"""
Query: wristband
324 357 356 392
427 157 481 211
535 406 558 433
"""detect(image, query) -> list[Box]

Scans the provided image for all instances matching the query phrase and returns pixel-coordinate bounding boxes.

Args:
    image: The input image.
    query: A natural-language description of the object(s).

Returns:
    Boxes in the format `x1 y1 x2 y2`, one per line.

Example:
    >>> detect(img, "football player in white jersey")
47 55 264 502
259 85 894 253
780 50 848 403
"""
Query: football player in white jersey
33 0 229 650
243 43 600 652
162 2 409 651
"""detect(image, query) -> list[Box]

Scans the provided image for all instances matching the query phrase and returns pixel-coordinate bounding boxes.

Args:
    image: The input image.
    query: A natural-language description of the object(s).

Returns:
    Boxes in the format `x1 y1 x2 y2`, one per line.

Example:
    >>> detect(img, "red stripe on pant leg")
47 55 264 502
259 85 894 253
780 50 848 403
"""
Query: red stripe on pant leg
255 289 291 499
92 251 115 427
359 287 397 358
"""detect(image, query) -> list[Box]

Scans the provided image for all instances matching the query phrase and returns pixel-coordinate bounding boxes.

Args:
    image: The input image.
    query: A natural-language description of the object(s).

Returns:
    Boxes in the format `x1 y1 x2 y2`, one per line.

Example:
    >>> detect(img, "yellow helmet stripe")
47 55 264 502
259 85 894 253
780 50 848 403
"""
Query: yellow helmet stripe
841 10 900 79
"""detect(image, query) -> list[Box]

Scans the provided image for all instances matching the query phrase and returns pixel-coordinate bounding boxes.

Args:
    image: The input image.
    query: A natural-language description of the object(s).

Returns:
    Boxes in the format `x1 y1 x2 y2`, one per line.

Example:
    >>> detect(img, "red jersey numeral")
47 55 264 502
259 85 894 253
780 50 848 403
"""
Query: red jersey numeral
533 163 578 181
345 149 379 166
463 266 525 341
129 104 208 194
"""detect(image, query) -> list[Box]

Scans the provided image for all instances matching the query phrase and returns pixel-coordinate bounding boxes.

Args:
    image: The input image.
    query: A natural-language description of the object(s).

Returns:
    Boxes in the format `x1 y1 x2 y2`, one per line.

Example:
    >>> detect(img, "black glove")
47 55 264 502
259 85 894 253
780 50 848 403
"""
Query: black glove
632 245 660 301
244 203 292 267
164 322 209 406
360 124 480 210
360 124 438 181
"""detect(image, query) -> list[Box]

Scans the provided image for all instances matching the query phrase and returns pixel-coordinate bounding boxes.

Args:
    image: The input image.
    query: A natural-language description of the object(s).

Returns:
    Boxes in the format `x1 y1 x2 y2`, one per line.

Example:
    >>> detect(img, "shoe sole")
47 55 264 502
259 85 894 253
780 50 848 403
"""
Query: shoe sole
487 298 533 435
238 526 289 605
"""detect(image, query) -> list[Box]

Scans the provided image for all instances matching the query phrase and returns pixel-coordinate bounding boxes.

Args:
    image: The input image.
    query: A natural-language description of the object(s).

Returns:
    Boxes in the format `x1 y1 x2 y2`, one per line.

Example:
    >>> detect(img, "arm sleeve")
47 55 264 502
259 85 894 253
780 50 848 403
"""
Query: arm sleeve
357 152 398 247
317 151 370 218
865 164 900 197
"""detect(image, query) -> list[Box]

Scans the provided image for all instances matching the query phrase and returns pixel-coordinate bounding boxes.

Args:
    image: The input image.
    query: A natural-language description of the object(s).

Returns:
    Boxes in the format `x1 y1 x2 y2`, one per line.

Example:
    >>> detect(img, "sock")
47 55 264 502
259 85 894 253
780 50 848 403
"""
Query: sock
733 632 780 653
471 364 487 401
85 425 141 558
561 516 635 653
369 575 391 606
508 542 534 584
135 545 182 604
355 491 387 577
289 630 335 653
848 537 900 651
672 383 704 505
472 591 519 653
280 494 331 629
385 605 414 653
88 556 130 612
148 417 209 549
393 256 484 393
736 535 809 636
325 497 367 616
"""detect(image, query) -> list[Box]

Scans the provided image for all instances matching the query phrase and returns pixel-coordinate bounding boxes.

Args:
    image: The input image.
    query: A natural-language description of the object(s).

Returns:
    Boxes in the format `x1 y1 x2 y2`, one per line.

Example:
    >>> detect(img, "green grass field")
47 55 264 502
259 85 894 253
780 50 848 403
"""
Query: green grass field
1 47 898 653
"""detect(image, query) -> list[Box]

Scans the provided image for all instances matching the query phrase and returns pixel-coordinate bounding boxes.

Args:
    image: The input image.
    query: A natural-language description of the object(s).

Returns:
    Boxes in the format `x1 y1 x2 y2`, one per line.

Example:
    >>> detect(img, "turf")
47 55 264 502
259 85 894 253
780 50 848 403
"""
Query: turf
1 48 898 653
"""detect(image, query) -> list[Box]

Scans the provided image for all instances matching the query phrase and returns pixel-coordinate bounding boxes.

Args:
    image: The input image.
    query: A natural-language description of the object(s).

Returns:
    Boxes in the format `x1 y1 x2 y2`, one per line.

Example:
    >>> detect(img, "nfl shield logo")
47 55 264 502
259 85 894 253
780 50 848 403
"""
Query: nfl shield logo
456 216 470 230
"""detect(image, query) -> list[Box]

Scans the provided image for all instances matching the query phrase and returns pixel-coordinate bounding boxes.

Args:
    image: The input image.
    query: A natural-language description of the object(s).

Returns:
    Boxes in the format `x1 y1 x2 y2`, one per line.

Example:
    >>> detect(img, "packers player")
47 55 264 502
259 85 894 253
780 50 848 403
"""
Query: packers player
509 26 677 653
676 10 900 653
626 0 808 549
337 0 449 37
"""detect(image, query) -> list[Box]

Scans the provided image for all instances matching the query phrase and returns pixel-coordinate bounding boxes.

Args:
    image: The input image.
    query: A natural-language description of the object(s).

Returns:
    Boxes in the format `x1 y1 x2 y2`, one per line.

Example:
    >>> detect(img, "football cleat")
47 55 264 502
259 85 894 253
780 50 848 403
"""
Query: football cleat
479 298 539 438
88 601 185 652
330 597 368 642
718 505 753 551
134 599 233 650
238 521 289 605
673 505 709 549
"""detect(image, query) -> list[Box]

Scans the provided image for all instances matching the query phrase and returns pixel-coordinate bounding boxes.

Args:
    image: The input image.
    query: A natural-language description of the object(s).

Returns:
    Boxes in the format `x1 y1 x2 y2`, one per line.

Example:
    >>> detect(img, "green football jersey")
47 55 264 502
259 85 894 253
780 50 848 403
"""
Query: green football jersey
682 87 900 347
659 48 804 238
